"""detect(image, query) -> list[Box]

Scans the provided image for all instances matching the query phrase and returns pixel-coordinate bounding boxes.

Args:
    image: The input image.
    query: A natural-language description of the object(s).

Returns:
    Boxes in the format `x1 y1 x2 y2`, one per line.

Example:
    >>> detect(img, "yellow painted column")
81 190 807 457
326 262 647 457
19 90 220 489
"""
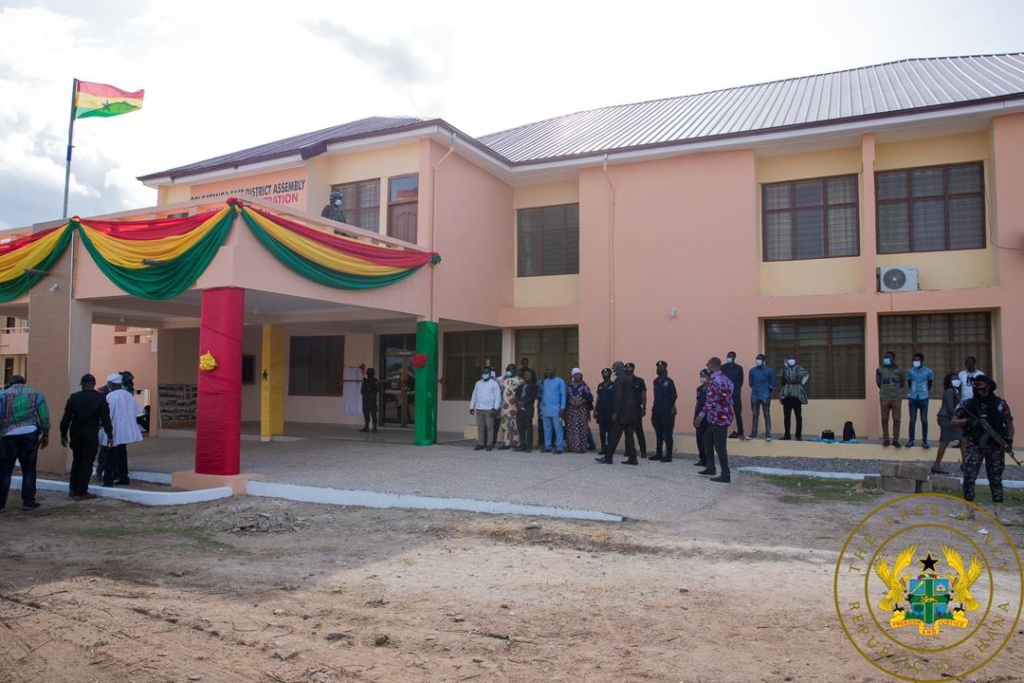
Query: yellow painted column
261 324 285 440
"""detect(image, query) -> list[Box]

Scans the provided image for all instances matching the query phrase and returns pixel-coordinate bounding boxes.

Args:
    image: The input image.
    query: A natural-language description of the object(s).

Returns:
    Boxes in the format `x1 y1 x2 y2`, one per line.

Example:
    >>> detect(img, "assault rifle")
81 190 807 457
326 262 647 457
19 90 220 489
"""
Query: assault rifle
960 405 1021 466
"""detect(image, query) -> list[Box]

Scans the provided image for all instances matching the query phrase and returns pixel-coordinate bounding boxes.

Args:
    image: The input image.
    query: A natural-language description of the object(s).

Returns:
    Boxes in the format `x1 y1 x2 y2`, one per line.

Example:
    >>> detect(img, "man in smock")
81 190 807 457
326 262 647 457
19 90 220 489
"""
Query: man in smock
100 373 143 487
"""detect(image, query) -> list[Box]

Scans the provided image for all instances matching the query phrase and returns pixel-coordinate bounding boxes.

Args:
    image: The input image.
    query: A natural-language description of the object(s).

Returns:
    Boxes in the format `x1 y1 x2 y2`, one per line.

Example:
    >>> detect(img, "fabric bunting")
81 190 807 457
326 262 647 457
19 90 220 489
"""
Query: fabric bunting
76 209 235 300
0 226 73 302
239 205 437 290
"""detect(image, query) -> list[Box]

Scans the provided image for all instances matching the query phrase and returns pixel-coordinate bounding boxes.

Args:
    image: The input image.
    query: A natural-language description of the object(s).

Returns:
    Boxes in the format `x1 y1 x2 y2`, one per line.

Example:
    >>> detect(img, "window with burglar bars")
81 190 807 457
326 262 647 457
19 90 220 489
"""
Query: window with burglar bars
878 312 992 399
517 204 580 277
762 175 859 261
330 179 381 232
289 335 345 396
514 328 579 379
442 330 502 401
764 317 865 399
875 163 985 253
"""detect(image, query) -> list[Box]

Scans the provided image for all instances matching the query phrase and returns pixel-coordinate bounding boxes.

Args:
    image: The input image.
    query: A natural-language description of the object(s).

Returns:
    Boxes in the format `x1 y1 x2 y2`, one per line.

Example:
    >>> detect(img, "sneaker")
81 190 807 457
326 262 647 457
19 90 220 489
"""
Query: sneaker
765 434 772 442
22 502 40 511
747 434 757 440
905 440 916 447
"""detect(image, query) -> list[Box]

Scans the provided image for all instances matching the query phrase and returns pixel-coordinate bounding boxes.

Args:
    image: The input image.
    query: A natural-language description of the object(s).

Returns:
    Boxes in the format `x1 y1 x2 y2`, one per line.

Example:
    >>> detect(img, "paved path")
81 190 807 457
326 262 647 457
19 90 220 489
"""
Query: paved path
129 435 728 523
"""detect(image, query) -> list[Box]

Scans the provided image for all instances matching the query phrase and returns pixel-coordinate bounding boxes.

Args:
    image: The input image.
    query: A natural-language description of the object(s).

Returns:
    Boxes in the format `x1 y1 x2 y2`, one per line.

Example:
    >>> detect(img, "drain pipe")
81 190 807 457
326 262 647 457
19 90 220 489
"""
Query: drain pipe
602 154 616 360
429 131 457 322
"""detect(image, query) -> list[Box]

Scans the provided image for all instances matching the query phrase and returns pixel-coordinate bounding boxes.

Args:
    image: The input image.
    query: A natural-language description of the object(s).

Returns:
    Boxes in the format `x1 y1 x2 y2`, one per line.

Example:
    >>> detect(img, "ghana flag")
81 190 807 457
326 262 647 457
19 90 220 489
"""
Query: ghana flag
74 80 144 119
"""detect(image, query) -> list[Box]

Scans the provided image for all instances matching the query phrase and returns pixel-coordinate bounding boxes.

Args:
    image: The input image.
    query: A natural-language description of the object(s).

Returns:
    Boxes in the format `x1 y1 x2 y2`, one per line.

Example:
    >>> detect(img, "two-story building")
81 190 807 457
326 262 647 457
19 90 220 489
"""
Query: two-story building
4 53 1023 482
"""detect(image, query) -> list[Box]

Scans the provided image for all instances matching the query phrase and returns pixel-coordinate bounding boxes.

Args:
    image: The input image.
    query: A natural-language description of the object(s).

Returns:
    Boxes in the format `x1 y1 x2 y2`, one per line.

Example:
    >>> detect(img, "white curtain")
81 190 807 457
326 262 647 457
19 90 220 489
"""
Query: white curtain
342 367 364 415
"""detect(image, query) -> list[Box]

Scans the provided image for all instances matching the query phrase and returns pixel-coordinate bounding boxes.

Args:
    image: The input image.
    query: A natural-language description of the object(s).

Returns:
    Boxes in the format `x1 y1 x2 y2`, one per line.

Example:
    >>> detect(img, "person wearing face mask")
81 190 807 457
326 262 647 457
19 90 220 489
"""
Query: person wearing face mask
359 368 380 433
721 352 745 439
538 365 567 454
648 361 678 462
565 369 594 453
747 354 776 440
595 361 640 465
951 375 1014 524
693 368 711 467
321 190 347 223
694 357 734 483
933 373 965 475
957 356 985 402
497 363 523 450
905 352 934 448
876 351 905 448
489 367 502 448
469 367 502 451
593 368 615 454
514 369 538 452
779 355 809 440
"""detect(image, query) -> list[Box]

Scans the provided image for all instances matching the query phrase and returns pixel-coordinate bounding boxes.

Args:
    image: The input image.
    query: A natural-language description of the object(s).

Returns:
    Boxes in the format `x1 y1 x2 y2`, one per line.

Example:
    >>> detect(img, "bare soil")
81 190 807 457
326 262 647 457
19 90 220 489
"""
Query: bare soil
1 481 1021 683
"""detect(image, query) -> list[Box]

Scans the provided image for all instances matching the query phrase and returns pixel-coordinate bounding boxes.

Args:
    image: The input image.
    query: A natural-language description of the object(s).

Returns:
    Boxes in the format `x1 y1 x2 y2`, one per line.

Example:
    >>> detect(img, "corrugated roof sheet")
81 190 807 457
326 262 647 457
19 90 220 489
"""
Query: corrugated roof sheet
139 116 433 181
480 53 1024 163
141 54 1024 181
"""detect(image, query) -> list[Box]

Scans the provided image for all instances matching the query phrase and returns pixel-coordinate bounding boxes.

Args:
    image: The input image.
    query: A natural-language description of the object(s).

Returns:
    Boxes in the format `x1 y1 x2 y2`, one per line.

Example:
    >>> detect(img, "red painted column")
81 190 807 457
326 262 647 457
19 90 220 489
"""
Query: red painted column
195 287 245 475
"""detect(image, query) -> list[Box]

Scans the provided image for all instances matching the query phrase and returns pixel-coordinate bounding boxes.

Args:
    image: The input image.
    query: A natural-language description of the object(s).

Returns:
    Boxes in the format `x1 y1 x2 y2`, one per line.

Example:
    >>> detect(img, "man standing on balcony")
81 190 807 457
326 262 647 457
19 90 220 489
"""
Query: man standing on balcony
0 376 50 511
321 190 347 223
60 374 113 499
876 351 905 448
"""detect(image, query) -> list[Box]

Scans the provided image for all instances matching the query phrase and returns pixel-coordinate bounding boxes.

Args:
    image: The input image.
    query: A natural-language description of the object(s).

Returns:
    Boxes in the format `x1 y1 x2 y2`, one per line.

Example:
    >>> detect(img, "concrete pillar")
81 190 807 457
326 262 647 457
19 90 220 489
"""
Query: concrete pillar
194 287 244 475
260 323 285 440
860 134 881 441
27 241 92 474
414 320 439 445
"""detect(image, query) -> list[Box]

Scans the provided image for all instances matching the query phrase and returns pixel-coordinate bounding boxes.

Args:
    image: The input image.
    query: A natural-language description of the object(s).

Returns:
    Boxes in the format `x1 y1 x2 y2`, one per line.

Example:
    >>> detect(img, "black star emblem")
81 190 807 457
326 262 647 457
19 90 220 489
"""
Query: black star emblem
919 553 939 572
262 369 269 381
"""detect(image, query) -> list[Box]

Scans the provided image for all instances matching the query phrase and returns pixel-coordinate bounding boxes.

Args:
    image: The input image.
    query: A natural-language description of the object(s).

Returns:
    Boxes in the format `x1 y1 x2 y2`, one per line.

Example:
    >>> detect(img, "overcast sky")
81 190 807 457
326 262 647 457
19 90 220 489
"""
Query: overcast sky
0 0 1021 229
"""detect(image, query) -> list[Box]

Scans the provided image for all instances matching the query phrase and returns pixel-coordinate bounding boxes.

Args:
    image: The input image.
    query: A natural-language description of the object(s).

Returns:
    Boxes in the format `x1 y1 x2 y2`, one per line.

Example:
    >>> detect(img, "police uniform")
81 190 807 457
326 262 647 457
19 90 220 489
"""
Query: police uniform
631 371 648 457
649 362 678 461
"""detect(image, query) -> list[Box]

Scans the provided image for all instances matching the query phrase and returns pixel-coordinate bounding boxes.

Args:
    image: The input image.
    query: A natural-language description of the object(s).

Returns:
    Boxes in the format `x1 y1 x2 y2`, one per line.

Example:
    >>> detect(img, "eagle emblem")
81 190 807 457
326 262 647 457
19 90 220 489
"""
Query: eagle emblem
873 545 983 636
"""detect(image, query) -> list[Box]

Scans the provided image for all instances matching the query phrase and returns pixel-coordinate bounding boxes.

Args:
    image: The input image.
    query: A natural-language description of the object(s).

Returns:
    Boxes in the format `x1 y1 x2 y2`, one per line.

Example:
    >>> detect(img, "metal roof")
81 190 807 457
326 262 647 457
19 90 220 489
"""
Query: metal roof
139 116 435 181
479 53 1024 163
140 54 1024 181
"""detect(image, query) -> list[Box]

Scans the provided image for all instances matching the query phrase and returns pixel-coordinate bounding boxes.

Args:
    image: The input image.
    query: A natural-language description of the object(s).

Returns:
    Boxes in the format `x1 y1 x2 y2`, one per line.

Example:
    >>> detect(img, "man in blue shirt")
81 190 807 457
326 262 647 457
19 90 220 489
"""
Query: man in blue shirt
747 353 777 440
538 365 567 454
906 352 935 448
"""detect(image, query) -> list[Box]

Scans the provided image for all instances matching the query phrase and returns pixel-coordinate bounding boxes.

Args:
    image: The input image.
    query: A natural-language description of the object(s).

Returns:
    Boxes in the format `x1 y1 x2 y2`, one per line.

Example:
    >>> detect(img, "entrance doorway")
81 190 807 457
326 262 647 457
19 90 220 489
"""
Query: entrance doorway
379 334 416 426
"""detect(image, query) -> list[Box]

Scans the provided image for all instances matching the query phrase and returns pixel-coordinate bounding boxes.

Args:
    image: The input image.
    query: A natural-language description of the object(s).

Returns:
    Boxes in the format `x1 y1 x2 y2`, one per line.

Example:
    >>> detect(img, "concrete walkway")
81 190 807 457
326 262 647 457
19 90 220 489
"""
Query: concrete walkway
128 435 729 523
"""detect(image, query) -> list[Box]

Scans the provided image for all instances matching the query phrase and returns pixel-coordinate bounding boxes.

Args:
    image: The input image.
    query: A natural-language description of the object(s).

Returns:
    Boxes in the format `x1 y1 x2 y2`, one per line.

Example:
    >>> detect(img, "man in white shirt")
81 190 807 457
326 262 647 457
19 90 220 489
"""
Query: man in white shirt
100 373 143 486
469 368 502 451
957 356 985 402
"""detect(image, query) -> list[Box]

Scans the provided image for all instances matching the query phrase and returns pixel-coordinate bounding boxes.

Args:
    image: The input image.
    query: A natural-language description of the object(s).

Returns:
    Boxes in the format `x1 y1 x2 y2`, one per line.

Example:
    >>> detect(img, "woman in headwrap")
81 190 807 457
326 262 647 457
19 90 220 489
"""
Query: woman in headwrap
565 368 594 453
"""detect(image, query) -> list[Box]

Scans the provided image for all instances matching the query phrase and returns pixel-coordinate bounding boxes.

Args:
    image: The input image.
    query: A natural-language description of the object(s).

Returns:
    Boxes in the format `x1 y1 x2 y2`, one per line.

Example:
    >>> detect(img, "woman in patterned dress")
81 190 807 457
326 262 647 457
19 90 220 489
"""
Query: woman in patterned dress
565 368 594 453
497 363 523 450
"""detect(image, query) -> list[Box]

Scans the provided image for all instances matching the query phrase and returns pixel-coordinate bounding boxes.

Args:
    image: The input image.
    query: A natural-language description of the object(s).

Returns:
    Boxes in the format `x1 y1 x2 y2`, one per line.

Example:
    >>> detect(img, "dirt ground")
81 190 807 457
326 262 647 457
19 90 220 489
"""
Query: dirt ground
1 479 1021 683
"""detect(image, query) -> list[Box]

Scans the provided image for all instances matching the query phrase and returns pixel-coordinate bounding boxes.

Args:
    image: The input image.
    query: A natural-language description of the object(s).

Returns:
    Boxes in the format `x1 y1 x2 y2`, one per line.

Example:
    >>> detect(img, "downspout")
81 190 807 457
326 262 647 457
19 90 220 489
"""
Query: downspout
602 154 616 360
429 131 457 322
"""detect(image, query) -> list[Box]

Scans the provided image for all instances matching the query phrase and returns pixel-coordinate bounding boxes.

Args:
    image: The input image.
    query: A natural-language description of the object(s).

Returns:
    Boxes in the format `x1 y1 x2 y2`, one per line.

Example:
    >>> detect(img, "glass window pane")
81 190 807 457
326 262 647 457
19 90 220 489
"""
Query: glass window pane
947 164 982 194
912 198 946 251
912 168 944 197
795 208 825 259
876 172 907 201
764 184 791 210
390 175 419 202
952 313 990 342
794 180 824 208
766 320 796 343
877 203 909 253
915 314 950 343
948 196 985 249
798 321 828 346
827 176 857 205
879 315 913 346
827 206 858 257
763 212 792 261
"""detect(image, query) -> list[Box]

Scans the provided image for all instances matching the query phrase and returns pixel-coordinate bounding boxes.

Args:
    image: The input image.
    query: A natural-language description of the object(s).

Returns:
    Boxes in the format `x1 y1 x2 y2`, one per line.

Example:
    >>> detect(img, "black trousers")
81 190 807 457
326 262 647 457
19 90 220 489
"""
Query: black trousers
596 411 612 452
701 423 730 478
0 432 40 509
605 421 638 461
651 409 675 456
782 398 803 438
696 419 709 462
363 403 378 429
103 445 129 486
492 410 501 446
516 411 534 451
69 434 99 496
731 395 744 434
636 421 648 455
536 413 545 451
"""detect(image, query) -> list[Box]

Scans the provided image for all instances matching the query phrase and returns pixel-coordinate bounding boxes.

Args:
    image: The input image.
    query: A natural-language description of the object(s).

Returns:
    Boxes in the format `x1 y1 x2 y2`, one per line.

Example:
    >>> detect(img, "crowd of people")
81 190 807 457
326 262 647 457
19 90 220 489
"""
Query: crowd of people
0 371 144 512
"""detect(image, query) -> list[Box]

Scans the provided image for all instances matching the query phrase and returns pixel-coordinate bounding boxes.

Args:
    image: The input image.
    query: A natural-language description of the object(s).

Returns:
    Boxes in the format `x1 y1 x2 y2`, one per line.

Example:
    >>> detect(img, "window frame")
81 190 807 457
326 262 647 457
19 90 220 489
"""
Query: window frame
516 203 581 277
288 335 346 397
764 316 866 399
513 327 580 378
386 173 419 242
874 161 986 254
441 330 502 401
329 178 381 233
761 173 860 262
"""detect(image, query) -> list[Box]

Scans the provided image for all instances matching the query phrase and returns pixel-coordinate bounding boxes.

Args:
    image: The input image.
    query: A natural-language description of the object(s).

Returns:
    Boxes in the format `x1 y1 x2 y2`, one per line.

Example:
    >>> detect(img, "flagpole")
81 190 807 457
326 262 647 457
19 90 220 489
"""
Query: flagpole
62 78 78 219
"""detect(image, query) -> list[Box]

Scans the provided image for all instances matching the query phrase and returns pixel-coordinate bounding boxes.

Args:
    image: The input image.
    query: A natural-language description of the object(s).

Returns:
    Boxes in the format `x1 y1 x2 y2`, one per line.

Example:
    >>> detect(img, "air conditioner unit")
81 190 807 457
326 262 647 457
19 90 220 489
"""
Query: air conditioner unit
879 266 919 293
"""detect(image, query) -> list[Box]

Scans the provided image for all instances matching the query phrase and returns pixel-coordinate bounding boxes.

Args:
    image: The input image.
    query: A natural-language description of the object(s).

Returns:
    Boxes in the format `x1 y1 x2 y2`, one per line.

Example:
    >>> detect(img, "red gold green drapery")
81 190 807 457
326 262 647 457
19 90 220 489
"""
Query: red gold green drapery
0 199 439 302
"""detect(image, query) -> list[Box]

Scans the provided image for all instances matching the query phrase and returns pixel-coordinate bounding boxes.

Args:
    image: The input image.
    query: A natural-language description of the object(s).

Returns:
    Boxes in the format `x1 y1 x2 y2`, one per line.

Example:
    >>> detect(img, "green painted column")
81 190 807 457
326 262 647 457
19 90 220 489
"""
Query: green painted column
414 320 439 446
